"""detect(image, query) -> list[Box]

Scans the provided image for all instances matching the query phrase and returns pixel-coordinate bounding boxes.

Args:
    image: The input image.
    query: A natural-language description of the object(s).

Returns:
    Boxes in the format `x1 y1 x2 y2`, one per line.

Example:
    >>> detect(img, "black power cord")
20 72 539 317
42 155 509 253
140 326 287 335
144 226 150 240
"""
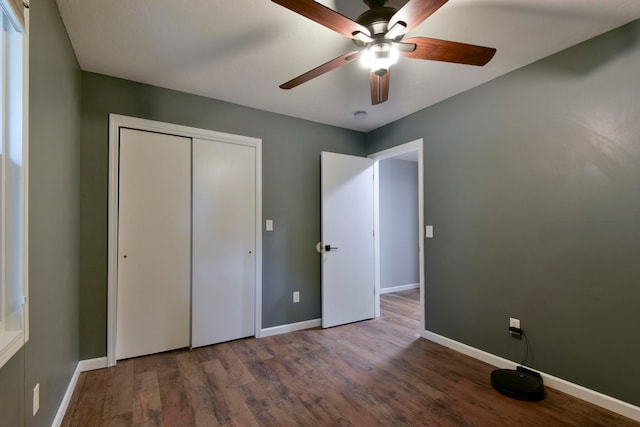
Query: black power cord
509 326 534 368
520 332 532 367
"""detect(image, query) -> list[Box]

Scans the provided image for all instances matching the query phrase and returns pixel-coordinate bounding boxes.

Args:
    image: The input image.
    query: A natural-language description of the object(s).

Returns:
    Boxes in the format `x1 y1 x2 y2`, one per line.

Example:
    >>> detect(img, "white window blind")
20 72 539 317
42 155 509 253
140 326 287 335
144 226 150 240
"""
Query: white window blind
7 0 24 28
0 0 28 369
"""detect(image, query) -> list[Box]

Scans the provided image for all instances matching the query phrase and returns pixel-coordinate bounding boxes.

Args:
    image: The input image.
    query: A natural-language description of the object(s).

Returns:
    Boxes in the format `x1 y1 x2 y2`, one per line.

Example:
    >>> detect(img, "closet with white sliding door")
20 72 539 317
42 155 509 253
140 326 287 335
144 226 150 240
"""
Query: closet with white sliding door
113 121 258 361
191 138 256 348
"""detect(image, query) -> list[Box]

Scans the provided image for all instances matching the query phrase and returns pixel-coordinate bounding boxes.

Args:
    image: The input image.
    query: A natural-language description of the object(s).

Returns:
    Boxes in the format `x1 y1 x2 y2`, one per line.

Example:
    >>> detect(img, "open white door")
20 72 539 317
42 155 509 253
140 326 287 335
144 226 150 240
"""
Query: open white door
321 152 375 328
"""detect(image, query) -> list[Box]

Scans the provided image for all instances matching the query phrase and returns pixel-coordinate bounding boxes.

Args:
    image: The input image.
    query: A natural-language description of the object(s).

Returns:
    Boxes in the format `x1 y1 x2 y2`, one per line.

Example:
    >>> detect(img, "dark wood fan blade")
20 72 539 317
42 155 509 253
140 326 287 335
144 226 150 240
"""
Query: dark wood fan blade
401 37 496 66
272 0 370 39
370 70 390 105
280 51 361 90
389 0 449 35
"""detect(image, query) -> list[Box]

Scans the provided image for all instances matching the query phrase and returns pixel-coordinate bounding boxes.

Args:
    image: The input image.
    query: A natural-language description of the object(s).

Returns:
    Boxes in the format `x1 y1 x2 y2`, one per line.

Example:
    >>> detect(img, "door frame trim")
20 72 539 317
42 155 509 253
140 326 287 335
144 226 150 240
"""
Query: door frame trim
107 114 263 367
368 139 425 332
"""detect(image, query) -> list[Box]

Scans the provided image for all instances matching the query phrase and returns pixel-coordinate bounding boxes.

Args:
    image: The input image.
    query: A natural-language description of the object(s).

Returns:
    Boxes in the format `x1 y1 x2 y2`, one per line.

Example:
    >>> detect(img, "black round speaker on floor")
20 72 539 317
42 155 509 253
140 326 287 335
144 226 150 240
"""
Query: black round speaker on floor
491 367 545 401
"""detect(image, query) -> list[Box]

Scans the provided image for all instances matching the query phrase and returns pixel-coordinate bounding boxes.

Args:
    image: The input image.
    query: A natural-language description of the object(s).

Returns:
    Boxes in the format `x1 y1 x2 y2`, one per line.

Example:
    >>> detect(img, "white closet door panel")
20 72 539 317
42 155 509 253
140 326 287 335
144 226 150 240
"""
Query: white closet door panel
116 129 191 360
192 139 256 348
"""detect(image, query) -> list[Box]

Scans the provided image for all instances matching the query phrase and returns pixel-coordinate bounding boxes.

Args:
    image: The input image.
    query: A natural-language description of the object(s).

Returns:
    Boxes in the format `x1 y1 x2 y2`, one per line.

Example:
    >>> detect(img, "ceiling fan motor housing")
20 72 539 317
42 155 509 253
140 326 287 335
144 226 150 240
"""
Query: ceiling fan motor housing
354 6 400 47
363 0 388 7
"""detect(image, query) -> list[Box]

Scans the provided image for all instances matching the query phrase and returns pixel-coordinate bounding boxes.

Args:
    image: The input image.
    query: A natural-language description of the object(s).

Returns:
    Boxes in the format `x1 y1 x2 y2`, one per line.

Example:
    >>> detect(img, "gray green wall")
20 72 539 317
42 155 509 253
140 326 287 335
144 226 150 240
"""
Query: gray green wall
0 349 25 427
79 73 367 358
0 1 81 426
379 158 419 289
367 19 640 406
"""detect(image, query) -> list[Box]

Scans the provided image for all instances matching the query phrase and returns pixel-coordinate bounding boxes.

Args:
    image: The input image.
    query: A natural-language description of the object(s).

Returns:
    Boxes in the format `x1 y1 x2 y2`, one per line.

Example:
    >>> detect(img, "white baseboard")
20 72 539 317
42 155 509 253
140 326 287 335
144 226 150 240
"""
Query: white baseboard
78 356 108 372
51 364 80 427
51 357 108 427
379 283 419 294
260 318 321 338
423 330 640 423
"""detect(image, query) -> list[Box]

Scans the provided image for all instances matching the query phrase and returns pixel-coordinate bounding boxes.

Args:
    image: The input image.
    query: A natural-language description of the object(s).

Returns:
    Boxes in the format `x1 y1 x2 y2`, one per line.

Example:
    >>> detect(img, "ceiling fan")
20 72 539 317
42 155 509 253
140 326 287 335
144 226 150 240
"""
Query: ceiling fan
272 0 496 105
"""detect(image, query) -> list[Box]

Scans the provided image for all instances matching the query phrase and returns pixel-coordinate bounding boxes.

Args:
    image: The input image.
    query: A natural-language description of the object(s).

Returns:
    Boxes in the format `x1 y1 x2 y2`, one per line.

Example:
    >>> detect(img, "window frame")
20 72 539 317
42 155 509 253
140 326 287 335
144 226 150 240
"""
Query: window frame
0 0 28 369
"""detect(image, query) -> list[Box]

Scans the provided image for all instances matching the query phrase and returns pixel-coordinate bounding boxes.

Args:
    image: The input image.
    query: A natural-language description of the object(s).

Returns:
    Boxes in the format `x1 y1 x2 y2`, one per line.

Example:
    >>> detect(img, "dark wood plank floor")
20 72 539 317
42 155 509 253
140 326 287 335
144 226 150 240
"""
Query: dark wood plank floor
63 289 639 426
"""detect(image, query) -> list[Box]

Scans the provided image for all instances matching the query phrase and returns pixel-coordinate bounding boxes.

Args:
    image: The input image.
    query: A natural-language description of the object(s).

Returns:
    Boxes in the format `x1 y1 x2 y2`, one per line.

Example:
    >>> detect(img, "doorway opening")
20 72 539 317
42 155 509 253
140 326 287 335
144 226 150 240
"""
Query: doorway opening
369 139 425 334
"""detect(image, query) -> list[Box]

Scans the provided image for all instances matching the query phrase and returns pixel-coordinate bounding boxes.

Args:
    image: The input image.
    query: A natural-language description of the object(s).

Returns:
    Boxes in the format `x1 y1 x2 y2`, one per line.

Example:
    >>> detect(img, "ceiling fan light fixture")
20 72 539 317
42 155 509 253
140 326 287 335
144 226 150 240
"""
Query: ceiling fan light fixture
384 21 407 41
361 41 399 74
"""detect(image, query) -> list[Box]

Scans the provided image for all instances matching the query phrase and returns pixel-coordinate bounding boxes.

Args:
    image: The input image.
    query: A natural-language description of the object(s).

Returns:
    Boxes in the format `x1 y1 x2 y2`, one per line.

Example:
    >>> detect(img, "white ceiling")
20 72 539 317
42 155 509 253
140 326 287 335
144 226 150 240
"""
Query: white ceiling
56 0 640 132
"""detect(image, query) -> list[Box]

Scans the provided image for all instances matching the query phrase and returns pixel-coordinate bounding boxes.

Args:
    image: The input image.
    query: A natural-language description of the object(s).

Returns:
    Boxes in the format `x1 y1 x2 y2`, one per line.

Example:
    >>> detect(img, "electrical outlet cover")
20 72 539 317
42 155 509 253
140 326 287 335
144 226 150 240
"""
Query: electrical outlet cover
33 383 40 416
510 318 520 329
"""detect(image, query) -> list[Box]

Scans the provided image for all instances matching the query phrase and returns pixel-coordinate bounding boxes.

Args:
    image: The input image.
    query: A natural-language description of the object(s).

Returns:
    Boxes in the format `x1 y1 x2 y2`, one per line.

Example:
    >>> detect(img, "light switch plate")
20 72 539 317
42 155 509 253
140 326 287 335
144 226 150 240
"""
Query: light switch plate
425 225 434 238
266 220 273 231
